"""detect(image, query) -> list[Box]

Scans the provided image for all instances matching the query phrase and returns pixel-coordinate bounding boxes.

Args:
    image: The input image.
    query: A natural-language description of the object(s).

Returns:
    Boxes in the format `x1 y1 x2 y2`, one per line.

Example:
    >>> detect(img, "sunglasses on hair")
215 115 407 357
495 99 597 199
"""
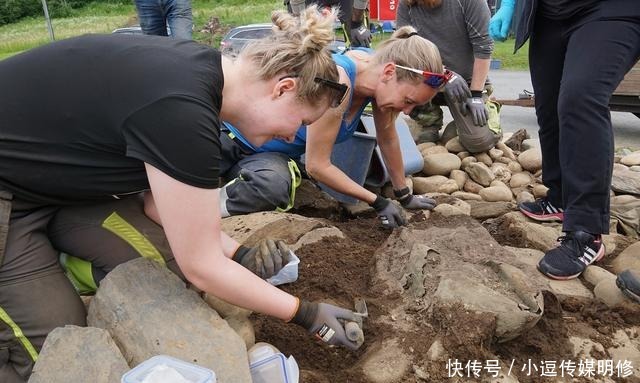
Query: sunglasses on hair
395 64 453 89
279 75 349 108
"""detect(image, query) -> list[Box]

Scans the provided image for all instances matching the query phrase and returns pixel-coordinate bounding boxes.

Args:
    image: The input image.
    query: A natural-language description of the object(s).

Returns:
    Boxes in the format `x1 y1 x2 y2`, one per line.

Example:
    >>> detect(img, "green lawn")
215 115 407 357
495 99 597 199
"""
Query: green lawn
1 2 529 70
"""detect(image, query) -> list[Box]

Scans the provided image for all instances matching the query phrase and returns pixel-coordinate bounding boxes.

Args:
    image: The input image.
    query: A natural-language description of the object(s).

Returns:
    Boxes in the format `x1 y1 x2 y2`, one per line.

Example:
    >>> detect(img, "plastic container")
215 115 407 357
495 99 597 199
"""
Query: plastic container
249 343 299 383
121 355 216 383
317 131 377 204
360 115 424 187
266 250 300 286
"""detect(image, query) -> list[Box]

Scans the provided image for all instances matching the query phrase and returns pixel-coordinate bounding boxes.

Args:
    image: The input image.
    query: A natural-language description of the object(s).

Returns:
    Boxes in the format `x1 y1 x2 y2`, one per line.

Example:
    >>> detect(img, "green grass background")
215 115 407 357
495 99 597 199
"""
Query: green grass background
0 0 528 69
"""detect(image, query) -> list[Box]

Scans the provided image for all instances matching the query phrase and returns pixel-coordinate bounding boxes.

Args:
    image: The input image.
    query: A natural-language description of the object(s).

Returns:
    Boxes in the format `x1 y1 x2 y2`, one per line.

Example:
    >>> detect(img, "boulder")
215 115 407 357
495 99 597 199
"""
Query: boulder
463 179 484 194
445 137 465 153
413 175 449 194
480 185 513 202
509 172 534 188
610 241 640 274
532 184 549 199
612 168 640 196
88 259 252 383
423 153 462 176
516 191 535 205
449 169 468 190
466 162 496 187
29 326 128 383
518 148 542 172
621 152 640 166
488 148 504 160
222 211 328 246
468 201 516 220
360 339 412 383
474 152 493 166
421 145 448 157
451 191 483 201
436 179 460 194
507 161 523 173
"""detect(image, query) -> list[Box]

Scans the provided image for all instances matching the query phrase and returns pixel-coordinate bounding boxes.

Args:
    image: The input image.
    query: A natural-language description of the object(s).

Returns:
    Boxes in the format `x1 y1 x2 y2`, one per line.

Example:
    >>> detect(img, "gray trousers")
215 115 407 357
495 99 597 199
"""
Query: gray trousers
0 193 179 382
219 131 299 217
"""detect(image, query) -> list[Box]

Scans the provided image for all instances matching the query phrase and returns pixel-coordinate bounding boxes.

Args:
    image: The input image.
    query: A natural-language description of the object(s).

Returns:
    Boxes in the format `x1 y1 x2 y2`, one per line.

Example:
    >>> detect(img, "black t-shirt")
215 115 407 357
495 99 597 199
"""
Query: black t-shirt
0 34 223 205
538 0 639 20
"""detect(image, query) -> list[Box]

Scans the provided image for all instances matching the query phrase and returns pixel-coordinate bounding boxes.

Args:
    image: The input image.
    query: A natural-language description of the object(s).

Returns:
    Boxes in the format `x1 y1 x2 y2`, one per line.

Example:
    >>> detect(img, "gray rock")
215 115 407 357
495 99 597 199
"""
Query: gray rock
423 153 462 176
610 241 640 274
420 145 448 158
88 259 251 383
466 162 496 187
290 226 345 252
532 184 549 199
203 294 252 319
593 278 632 307
221 211 327 246
450 169 468 190
451 191 483 201
631 165 640 172
613 163 629 172
612 168 640 196
413 175 449 194
461 156 478 168
522 138 540 150
434 203 468 217
488 212 561 252
474 152 493 166
518 148 542 172
360 339 412 383
510 172 534 188
621 152 640 166
480 185 513 202
457 151 471 159
468 201 516 219
489 148 504 160
496 142 517 161
491 164 512 184
507 161 523 173
581 266 616 287
445 136 465 153
436 179 460 194
29 326 128 383
226 316 255 350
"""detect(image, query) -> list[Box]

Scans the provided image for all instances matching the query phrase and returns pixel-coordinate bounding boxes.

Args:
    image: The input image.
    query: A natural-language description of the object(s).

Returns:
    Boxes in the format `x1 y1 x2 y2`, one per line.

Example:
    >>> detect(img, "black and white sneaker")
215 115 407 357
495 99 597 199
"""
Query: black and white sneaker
616 270 640 304
537 231 605 280
519 198 564 222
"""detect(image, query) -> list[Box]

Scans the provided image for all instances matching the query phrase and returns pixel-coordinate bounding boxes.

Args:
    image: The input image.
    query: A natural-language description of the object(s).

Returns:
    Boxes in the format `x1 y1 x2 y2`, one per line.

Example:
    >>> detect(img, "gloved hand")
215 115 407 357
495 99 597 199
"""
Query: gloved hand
233 239 291 279
290 299 361 350
489 0 515 42
350 21 372 47
444 72 472 104
370 195 407 229
394 187 436 210
461 92 489 126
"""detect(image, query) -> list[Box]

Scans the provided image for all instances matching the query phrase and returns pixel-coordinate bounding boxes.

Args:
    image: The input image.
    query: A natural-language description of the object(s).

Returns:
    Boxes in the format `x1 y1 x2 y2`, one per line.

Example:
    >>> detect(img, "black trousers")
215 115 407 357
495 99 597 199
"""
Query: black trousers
529 13 640 234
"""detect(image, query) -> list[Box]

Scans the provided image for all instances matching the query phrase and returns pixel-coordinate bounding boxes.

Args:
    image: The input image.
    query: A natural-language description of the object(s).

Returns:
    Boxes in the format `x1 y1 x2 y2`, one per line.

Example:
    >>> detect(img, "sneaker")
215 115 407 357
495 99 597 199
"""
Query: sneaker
537 231 605 280
616 270 640 304
519 198 564 222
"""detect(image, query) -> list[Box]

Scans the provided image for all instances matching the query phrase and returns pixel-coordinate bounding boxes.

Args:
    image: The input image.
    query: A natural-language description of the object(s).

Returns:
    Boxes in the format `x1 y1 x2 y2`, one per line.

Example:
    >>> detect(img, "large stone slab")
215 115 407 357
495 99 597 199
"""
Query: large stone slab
29 326 128 383
612 168 640 196
88 258 251 383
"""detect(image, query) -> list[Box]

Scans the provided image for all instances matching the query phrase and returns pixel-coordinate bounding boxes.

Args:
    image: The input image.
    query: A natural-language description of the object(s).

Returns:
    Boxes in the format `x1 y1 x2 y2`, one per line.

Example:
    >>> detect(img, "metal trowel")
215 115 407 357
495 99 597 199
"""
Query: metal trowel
344 298 368 348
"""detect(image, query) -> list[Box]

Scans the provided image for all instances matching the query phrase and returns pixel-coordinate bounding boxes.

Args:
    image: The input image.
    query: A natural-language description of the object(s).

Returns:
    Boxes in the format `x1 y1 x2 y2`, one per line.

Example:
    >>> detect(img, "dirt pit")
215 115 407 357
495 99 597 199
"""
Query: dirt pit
251 205 640 383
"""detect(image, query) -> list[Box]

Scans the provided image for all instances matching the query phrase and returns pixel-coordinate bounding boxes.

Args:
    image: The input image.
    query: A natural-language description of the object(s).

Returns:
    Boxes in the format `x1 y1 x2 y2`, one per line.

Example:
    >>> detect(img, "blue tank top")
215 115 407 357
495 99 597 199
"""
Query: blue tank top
254 48 374 159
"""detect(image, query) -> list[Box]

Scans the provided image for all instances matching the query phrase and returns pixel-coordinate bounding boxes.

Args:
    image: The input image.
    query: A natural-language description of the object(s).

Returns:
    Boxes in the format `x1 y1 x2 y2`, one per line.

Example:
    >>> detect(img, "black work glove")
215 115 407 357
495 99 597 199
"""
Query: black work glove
444 71 472 104
350 20 372 47
233 239 291 279
370 195 407 229
290 300 361 350
394 187 436 210
461 91 489 126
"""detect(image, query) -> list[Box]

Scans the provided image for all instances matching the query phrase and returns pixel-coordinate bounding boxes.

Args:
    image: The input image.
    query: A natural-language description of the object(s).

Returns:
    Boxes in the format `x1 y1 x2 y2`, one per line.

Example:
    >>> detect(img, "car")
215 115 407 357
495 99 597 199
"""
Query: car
112 25 172 36
220 23 347 58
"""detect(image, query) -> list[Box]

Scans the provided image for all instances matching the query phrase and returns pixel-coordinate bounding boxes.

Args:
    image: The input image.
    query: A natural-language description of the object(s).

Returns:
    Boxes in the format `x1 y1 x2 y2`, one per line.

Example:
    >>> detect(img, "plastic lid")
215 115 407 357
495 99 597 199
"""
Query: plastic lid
121 355 216 383
250 353 291 383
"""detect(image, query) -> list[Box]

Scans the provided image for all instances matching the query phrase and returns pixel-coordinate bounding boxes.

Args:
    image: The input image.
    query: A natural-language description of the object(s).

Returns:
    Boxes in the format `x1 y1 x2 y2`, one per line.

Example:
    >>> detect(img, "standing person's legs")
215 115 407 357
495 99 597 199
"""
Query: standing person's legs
134 0 169 36
528 15 567 208
558 18 640 235
164 0 192 39
0 196 86 383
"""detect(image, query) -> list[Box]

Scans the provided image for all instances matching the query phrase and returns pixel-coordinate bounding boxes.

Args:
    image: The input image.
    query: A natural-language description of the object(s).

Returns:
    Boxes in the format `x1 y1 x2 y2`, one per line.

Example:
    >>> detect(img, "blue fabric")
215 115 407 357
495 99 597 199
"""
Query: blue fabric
134 0 192 39
254 48 374 159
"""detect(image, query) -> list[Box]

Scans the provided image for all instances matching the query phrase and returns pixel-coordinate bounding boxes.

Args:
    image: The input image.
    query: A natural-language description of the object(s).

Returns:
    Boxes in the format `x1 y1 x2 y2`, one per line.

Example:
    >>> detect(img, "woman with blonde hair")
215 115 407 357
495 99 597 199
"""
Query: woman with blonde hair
219 26 448 228
0 6 360 382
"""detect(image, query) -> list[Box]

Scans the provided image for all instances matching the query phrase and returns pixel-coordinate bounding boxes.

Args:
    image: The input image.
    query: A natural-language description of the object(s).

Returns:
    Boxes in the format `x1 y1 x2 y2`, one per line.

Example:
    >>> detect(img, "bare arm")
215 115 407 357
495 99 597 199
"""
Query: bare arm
144 191 241 259
372 105 408 190
144 164 298 320
470 58 491 92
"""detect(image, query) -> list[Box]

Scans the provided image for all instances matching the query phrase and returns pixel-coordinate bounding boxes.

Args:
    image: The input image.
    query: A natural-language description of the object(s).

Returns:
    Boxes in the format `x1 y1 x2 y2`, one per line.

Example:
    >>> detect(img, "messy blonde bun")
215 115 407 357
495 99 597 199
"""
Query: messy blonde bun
240 5 340 107
374 25 444 83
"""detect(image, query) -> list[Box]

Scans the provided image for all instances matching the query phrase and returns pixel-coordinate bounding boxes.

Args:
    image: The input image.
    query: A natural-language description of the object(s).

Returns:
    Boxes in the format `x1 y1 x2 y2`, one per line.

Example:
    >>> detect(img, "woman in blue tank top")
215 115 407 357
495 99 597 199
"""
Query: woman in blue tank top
220 26 453 228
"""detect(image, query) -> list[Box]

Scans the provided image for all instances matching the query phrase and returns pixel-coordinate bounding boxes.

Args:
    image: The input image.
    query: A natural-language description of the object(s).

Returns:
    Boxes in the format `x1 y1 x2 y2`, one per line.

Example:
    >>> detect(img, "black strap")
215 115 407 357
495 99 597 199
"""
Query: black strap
0 190 13 268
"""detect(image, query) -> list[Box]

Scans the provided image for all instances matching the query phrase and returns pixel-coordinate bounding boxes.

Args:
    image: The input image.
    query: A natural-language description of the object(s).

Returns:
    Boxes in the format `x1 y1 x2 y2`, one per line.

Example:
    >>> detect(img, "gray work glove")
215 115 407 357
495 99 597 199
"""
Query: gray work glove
394 187 436 210
444 71 471 104
370 195 407 229
350 21 371 47
290 300 361 350
461 91 489 126
233 239 291 279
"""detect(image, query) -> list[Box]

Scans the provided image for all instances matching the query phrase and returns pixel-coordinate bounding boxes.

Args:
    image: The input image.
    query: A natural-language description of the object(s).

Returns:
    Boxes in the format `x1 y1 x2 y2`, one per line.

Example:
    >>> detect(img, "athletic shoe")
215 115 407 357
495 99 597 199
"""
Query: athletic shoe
537 231 605 280
519 198 564 222
616 270 640 304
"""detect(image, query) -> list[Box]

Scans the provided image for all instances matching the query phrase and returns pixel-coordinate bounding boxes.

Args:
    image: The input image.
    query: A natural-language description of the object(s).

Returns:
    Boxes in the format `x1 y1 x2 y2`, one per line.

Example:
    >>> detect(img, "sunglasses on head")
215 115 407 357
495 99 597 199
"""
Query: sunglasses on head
395 64 453 89
279 75 349 108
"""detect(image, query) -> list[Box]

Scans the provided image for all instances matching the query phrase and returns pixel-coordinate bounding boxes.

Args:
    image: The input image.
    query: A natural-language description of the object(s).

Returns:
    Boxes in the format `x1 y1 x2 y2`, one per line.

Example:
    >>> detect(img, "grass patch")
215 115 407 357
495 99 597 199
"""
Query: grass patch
492 38 529 71
0 0 281 59
1 1 530 72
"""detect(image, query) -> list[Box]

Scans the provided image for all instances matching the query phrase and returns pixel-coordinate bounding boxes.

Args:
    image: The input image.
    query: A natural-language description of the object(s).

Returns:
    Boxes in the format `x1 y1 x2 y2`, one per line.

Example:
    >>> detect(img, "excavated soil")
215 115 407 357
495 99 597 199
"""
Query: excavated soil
253 209 640 383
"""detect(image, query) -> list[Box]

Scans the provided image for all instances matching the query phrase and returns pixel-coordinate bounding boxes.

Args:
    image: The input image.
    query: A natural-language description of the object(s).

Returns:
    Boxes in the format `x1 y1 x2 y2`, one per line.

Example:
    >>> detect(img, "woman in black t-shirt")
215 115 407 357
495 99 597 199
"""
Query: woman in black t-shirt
0 6 359 381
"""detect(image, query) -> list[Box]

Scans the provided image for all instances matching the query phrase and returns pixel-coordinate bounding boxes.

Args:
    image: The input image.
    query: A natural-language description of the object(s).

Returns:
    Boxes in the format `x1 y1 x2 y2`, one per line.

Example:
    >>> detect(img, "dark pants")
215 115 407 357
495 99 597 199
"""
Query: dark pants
0 193 179 382
529 14 640 234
